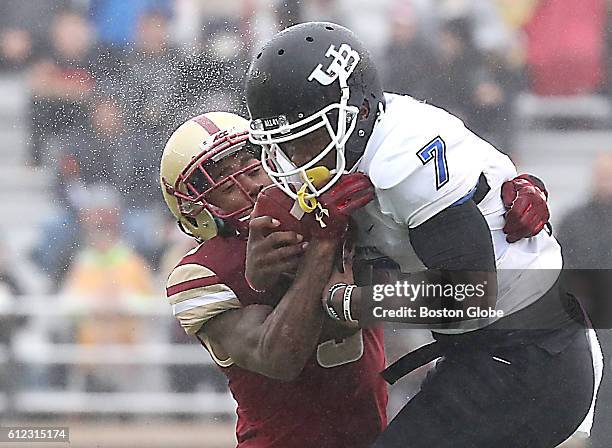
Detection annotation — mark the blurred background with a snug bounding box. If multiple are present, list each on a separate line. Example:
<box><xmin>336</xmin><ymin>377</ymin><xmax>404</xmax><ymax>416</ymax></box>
<box><xmin>0</xmin><ymin>0</ymin><xmax>610</xmax><ymax>446</ymax></box>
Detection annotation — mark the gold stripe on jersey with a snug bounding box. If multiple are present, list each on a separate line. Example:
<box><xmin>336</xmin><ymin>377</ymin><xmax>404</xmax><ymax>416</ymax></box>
<box><xmin>167</xmin><ymin>263</ymin><xmax>215</xmax><ymax>288</ymax></box>
<box><xmin>168</xmin><ymin>283</ymin><xmax>234</xmax><ymax>305</ymax></box>
<box><xmin>176</xmin><ymin>297</ymin><xmax>241</xmax><ymax>335</ymax></box>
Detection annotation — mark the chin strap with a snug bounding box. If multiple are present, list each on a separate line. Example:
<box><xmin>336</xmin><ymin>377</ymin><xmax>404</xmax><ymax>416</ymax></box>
<box><xmin>297</xmin><ymin>183</ymin><xmax>331</xmax><ymax>228</ymax></box>
<box><xmin>216</xmin><ymin>216</ymin><xmax>247</xmax><ymax>239</ymax></box>
<box><xmin>297</xmin><ymin>166</ymin><xmax>333</xmax><ymax>213</ymax></box>
<box><xmin>297</xmin><ymin>184</ymin><xmax>319</xmax><ymax>213</ymax></box>
<box><xmin>346</xmin><ymin>99</ymin><xmax>385</xmax><ymax>170</ymax></box>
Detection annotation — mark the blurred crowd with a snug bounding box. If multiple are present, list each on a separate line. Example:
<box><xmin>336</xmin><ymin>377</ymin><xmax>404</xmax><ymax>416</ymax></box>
<box><xmin>0</xmin><ymin>0</ymin><xmax>609</xmax><ymax>424</ymax></box>
<box><xmin>0</xmin><ymin>0</ymin><xmax>608</xmax><ymax>289</ymax></box>
<box><xmin>9</xmin><ymin>2</ymin><xmax>250</xmax><ymax>291</ymax></box>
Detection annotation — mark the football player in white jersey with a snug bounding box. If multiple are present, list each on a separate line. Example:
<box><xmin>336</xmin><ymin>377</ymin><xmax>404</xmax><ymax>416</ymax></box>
<box><xmin>244</xmin><ymin>22</ymin><xmax>602</xmax><ymax>448</ymax></box>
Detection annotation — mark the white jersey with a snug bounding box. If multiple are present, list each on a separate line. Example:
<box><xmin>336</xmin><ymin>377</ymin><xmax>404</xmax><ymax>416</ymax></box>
<box><xmin>354</xmin><ymin>93</ymin><xmax>562</xmax><ymax>328</ymax></box>
<box><xmin>353</xmin><ymin>94</ymin><xmax>602</xmax><ymax>437</ymax></box>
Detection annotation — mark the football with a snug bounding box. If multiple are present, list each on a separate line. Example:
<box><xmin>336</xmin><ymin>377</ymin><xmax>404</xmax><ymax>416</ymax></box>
<box><xmin>251</xmin><ymin>185</ymin><xmax>312</xmax><ymax>240</ymax></box>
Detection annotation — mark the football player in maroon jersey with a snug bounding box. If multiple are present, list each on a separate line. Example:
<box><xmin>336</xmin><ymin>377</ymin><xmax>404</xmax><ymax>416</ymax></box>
<box><xmin>161</xmin><ymin>112</ymin><xmax>387</xmax><ymax>448</ymax></box>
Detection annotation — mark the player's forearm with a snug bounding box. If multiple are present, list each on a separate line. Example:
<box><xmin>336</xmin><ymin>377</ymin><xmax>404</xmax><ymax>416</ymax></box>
<box><xmin>255</xmin><ymin>239</ymin><xmax>338</xmax><ymax>380</ymax></box>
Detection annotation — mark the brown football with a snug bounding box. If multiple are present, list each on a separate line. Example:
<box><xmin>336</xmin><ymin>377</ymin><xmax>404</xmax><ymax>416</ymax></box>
<box><xmin>251</xmin><ymin>185</ymin><xmax>312</xmax><ymax>240</ymax></box>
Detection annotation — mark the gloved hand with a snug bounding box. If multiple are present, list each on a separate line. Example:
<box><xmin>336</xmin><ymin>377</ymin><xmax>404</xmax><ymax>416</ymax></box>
<box><xmin>307</xmin><ymin>173</ymin><xmax>375</xmax><ymax>239</ymax></box>
<box><xmin>245</xmin><ymin>186</ymin><xmax>308</xmax><ymax>291</ymax></box>
<box><xmin>501</xmin><ymin>174</ymin><xmax>550</xmax><ymax>243</ymax></box>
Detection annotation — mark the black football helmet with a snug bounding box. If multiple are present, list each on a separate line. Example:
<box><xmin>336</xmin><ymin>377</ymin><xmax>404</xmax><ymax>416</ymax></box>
<box><xmin>246</xmin><ymin>21</ymin><xmax>384</xmax><ymax>200</ymax></box>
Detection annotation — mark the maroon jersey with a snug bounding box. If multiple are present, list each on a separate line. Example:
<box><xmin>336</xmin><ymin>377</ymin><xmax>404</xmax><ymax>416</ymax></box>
<box><xmin>166</xmin><ymin>235</ymin><xmax>387</xmax><ymax>447</ymax></box>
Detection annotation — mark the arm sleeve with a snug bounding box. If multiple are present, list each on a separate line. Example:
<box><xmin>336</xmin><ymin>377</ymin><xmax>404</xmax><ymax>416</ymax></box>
<box><xmin>409</xmin><ymin>199</ymin><xmax>496</xmax><ymax>272</ymax></box>
<box><xmin>166</xmin><ymin>262</ymin><xmax>241</xmax><ymax>335</ymax></box>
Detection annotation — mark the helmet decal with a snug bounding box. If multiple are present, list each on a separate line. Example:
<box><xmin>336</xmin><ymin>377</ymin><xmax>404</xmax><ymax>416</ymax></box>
<box><xmin>308</xmin><ymin>43</ymin><xmax>360</xmax><ymax>86</ymax></box>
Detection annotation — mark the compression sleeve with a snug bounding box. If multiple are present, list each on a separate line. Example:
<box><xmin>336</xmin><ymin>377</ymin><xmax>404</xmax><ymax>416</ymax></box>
<box><xmin>409</xmin><ymin>199</ymin><xmax>496</xmax><ymax>272</ymax></box>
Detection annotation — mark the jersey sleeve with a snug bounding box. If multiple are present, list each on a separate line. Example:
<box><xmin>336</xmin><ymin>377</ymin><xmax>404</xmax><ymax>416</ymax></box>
<box><xmin>166</xmin><ymin>262</ymin><xmax>241</xmax><ymax>335</ymax></box>
<box><xmin>368</xmin><ymin>103</ymin><xmax>490</xmax><ymax>228</ymax></box>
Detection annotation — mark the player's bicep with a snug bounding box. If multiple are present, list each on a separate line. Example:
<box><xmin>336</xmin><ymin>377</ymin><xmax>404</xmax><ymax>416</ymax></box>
<box><xmin>409</xmin><ymin>199</ymin><xmax>496</xmax><ymax>272</ymax></box>
<box><xmin>410</xmin><ymin>200</ymin><xmax>497</xmax><ymax>306</ymax></box>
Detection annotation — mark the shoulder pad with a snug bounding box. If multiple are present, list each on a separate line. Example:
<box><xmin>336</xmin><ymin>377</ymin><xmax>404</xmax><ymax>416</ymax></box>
<box><xmin>166</xmin><ymin>240</ymin><xmax>240</xmax><ymax>335</ymax></box>
<box><xmin>367</xmin><ymin>99</ymin><xmax>468</xmax><ymax>190</ymax></box>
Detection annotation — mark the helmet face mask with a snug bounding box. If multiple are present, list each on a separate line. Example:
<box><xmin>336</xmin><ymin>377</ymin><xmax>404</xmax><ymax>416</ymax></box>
<box><xmin>246</xmin><ymin>22</ymin><xmax>385</xmax><ymax>201</ymax></box>
<box><xmin>251</xmin><ymin>101</ymin><xmax>360</xmax><ymax>200</ymax></box>
<box><xmin>170</xmin><ymin>131</ymin><xmax>261</xmax><ymax>221</ymax></box>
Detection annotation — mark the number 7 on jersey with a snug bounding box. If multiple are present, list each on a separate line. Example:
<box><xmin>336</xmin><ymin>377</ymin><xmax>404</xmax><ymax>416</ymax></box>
<box><xmin>417</xmin><ymin>136</ymin><xmax>449</xmax><ymax>190</ymax></box>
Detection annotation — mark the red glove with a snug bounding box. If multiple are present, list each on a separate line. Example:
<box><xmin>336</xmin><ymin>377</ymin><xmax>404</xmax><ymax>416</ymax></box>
<box><xmin>501</xmin><ymin>174</ymin><xmax>550</xmax><ymax>243</ymax></box>
<box><xmin>306</xmin><ymin>173</ymin><xmax>375</xmax><ymax>239</ymax></box>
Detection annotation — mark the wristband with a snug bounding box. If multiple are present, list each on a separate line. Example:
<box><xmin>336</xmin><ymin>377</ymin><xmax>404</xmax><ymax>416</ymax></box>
<box><xmin>325</xmin><ymin>283</ymin><xmax>347</xmax><ymax>321</ymax></box>
<box><xmin>342</xmin><ymin>284</ymin><xmax>357</xmax><ymax>322</ymax></box>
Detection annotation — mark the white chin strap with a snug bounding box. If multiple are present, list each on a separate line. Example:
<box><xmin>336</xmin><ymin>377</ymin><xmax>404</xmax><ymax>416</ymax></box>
<box><xmin>250</xmin><ymin>71</ymin><xmax>359</xmax><ymax>201</ymax></box>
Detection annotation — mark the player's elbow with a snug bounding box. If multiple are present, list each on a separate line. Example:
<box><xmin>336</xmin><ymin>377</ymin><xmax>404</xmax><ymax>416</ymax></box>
<box><xmin>239</xmin><ymin>353</ymin><xmax>305</xmax><ymax>381</ymax></box>
<box><xmin>267</xmin><ymin>361</ymin><xmax>304</xmax><ymax>382</ymax></box>
<box><xmin>259</xmin><ymin>347</ymin><xmax>307</xmax><ymax>381</ymax></box>
<box><xmin>235</xmin><ymin>339</ymin><xmax>307</xmax><ymax>381</ymax></box>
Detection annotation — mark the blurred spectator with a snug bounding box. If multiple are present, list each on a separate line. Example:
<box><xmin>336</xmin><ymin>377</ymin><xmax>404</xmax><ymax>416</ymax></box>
<box><xmin>558</xmin><ymin>152</ymin><xmax>612</xmax><ymax>270</ymax></box>
<box><xmin>62</xmin><ymin>185</ymin><xmax>156</xmax><ymax>392</ymax></box>
<box><xmin>28</xmin><ymin>9</ymin><xmax>96</xmax><ymax>166</ymax></box>
<box><xmin>32</xmin><ymin>96</ymin><xmax>128</xmax><ymax>285</ymax></box>
<box><xmin>438</xmin><ymin>0</ymin><xmax>515</xmax><ymax>54</ymax></box>
<box><xmin>0</xmin><ymin>0</ymin><xmax>70</xmax><ymax>71</ymax></box>
<box><xmin>178</xmin><ymin>18</ymin><xmax>249</xmax><ymax>121</ymax></box>
<box><xmin>382</xmin><ymin>2</ymin><xmax>435</xmax><ymax>101</ymax></box>
<box><xmin>122</xmin><ymin>8</ymin><xmax>181</xmax><ymax>138</ymax></box>
<box><xmin>58</xmin><ymin>94</ymin><xmax>164</xmax><ymax>217</ymax></box>
<box><xmin>89</xmin><ymin>0</ymin><xmax>173</xmax><ymax>48</ymax></box>
<box><xmin>32</xmin><ymin>94</ymin><xmax>165</xmax><ymax>285</ymax></box>
<box><xmin>62</xmin><ymin>185</ymin><xmax>154</xmax><ymax>297</ymax></box>
<box><xmin>469</xmin><ymin>49</ymin><xmax>518</xmax><ymax>152</ymax></box>
<box><xmin>428</xmin><ymin>17</ymin><xmax>513</xmax><ymax>152</ymax></box>
<box><xmin>525</xmin><ymin>0</ymin><xmax>607</xmax><ymax>95</ymax></box>
<box><xmin>429</xmin><ymin>18</ymin><xmax>482</xmax><ymax>119</ymax></box>
<box><xmin>116</xmin><ymin>9</ymin><xmax>181</xmax><ymax>265</ymax></box>
<box><xmin>0</xmin><ymin>29</ymin><xmax>34</xmax><ymax>71</ymax></box>
<box><xmin>57</xmin><ymin>96</ymin><xmax>130</xmax><ymax>197</ymax></box>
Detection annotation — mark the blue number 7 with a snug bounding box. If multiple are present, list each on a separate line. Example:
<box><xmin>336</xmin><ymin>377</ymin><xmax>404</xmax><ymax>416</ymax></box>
<box><xmin>416</xmin><ymin>136</ymin><xmax>449</xmax><ymax>190</ymax></box>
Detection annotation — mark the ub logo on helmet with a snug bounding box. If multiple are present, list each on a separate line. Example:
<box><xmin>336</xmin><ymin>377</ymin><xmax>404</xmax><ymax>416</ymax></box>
<box><xmin>308</xmin><ymin>43</ymin><xmax>360</xmax><ymax>86</ymax></box>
